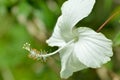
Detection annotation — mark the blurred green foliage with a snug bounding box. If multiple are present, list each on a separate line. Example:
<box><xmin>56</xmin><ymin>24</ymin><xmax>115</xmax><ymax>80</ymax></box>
<box><xmin>0</xmin><ymin>0</ymin><xmax>120</xmax><ymax>80</ymax></box>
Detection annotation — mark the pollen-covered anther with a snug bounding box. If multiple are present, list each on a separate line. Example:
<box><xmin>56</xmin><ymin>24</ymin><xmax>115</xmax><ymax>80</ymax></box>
<box><xmin>23</xmin><ymin>43</ymin><xmax>48</xmax><ymax>62</ymax></box>
<box><xmin>28</xmin><ymin>49</ymin><xmax>39</xmax><ymax>59</ymax></box>
<box><xmin>29</xmin><ymin>49</ymin><xmax>47</xmax><ymax>62</ymax></box>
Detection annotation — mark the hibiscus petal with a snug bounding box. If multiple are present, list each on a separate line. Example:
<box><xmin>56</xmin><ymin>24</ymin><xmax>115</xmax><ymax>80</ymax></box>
<box><xmin>59</xmin><ymin>43</ymin><xmax>87</xmax><ymax>79</ymax></box>
<box><xmin>46</xmin><ymin>16</ymin><xmax>66</xmax><ymax>47</ymax></box>
<box><xmin>60</xmin><ymin>0</ymin><xmax>95</xmax><ymax>41</ymax></box>
<box><xmin>74</xmin><ymin>27</ymin><xmax>113</xmax><ymax>68</ymax></box>
<box><xmin>61</xmin><ymin>0</ymin><xmax>95</xmax><ymax>29</ymax></box>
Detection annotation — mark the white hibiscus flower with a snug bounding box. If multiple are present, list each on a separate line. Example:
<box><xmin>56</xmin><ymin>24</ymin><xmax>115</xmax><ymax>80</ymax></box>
<box><xmin>23</xmin><ymin>0</ymin><xmax>113</xmax><ymax>79</ymax></box>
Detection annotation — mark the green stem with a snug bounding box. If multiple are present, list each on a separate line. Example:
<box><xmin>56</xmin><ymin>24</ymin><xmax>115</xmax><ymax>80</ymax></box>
<box><xmin>97</xmin><ymin>10</ymin><xmax>120</xmax><ymax>32</ymax></box>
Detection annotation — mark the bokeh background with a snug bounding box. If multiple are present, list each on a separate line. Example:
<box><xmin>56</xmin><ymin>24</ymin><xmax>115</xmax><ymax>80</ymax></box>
<box><xmin>0</xmin><ymin>0</ymin><xmax>120</xmax><ymax>80</ymax></box>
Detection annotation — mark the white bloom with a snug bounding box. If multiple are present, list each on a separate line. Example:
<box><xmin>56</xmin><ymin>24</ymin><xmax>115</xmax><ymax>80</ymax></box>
<box><xmin>46</xmin><ymin>0</ymin><xmax>113</xmax><ymax>79</ymax></box>
<box><xmin>23</xmin><ymin>0</ymin><xmax>113</xmax><ymax>79</ymax></box>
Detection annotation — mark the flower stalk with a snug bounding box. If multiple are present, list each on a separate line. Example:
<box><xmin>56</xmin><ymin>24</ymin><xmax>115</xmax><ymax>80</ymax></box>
<box><xmin>97</xmin><ymin>10</ymin><xmax>120</xmax><ymax>32</ymax></box>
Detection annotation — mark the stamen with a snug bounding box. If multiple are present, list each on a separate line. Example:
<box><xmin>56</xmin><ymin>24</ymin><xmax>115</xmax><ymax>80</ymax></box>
<box><xmin>23</xmin><ymin>43</ymin><xmax>47</xmax><ymax>62</ymax></box>
<box><xmin>23</xmin><ymin>39</ymin><xmax>75</xmax><ymax>62</ymax></box>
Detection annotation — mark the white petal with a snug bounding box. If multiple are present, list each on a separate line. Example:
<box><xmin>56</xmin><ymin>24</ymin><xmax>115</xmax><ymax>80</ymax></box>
<box><xmin>74</xmin><ymin>27</ymin><xmax>113</xmax><ymax>68</ymax></box>
<box><xmin>61</xmin><ymin>0</ymin><xmax>95</xmax><ymax>28</ymax></box>
<box><xmin>59</xmin><ymin>0</ymin><xmax>95</xmax><ymax>41</ymax></box>
<box><xmin>59</xmin><ymin>43</ymin><xmax>87</xmax><ymax>79</ymax></box>
<box><xmin>46</xmin><ymin>16</ymin><xmax>66</xmax><ymax>47</ymax></box>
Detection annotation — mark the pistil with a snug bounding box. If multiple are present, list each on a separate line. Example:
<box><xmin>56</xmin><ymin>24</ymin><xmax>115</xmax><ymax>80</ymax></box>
<box><xmin>23</xmin><ymin>39</ymin><xmax>75</xmax><ymax>61</ymax></box>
